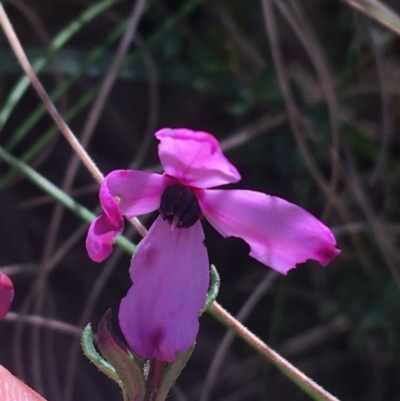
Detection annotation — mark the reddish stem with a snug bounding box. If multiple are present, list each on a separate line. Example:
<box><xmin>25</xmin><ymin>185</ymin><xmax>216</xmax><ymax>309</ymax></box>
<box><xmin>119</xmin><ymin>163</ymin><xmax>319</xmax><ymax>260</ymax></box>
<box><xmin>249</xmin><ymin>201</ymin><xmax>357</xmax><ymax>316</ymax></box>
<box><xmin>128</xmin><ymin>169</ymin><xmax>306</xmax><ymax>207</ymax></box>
<box><xmin>144</xmin><ymin>360</ymin><xmax>165</xmax><ymax>401</ymax></box>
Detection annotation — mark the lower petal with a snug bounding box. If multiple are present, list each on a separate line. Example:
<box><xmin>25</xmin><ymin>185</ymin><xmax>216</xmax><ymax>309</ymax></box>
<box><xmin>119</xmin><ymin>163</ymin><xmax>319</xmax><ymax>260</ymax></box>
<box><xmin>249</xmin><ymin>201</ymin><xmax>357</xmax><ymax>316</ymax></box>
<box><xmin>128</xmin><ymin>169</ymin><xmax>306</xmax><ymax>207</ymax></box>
<box><xmin>199</xmin><ymin>189</ymin><xmax>340</xmax><ymax>275</ymax></box>
<box><xmin>119</xmin><ymin>216</ymin><xmax>209</xmax><ymax>362</ymax></box>
<box><xmin>86</xmin><ymin>214</ymin><xmax>123</xmax><ymax>262</ymax></box>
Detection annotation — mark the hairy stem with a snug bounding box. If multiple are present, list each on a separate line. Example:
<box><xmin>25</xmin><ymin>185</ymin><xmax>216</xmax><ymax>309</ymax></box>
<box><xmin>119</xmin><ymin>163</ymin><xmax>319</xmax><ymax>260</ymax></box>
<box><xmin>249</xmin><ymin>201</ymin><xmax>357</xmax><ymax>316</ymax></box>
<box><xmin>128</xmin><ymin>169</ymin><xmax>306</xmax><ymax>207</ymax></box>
<box><xmin>145</xmin><ymin>360</ymin><xmax>165</xmax><ymax>401</ymax></box>
<box><xmin>208</xmin><ymin>302</ymin><xmax>339</xmax><ymax>401</ymax></box>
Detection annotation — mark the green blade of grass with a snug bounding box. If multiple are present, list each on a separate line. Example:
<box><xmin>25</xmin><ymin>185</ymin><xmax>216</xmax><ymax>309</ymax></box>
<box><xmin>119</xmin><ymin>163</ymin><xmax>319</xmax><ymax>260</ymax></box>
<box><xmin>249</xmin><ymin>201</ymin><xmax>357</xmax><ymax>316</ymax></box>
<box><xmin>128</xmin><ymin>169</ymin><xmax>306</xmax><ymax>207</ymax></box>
<box><xmin>1</xmin><ymin>0</ymin><xmax>203</xmax><ymax>187</ymax></box>
<box><xmin>0</xmin><ymin>145</ymin><xmax>135</xmax><ymax>254</ymax></box>
<box><xmin>0</xmin><ymin>0</ymin><xmax>123</xmax><ymax>138</ymax></box>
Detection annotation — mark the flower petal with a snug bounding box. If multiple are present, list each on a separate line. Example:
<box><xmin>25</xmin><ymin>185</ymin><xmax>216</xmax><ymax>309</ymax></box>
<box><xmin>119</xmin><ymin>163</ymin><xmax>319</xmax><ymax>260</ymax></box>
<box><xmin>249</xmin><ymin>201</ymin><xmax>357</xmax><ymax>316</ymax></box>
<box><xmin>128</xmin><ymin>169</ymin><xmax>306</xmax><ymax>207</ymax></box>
<box><xmin>155</xmin><ymin>128</ymin><xmax>241</xmax><ymax>188</ymax></box>
<box><xmin>86</xmin><ymin>170</ymin><xmax>170</xmax><ymax>262</ymax></box>
<box><xmin>86</xmin><ymin>214</ymin><xmax>123</xmax><ymax>262</ymax></box>
<box><xmin>0</xmin><ymin>365</ymin><xmax>46</xmax><ymax>401</ymax></box>
<box><xmin>0</xmin><ymin>272</ymin><xmax>14</xmax><ymax>320</ymax></box>
<box><xmin>103</xmin><ymin>169</ymin><xmax>170</xmax><ymax>218</ymax></box>
<box><xmin>199</xmin><ymin>189</ymin><xmax>340</xmax><ymax>274</ymax></box>
<box><xmin>119</xmin><ymin>216</ymin><xmax>209</xmax><ymax>362</ymax></box>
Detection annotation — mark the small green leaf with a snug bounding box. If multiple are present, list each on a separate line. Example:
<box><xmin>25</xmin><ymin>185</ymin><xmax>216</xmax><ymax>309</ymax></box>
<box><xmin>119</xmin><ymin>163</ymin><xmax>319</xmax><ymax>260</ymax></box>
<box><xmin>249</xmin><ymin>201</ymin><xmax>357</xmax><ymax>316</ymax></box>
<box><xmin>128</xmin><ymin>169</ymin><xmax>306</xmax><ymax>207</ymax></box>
<box><xmin>81</xmin><ymin>324</ymin><xmax>120</xmax><ymax>383</ymax></box>
<box><xmin>155</xmin><ymin>344</ymin><xmax>195</xmax><ymax>401</ymax></box>
<box><xmin>97</xmin><ymin>310</ymin><xmax>146</xmax><ymax>401</ymax></box>
<box><xmin>201</xmin><ymin>265</ymin><xmax>220</xmax><ymax>314</ymax></box>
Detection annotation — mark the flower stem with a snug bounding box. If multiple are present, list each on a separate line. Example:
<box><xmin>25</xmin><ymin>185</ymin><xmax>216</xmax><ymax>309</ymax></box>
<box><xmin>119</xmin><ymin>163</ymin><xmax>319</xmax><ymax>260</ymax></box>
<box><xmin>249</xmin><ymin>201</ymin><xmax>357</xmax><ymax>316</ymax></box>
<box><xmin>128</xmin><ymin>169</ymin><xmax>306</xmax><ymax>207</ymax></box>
<box><xmin>145</xmin><ymin>360</ymin><xmax>165</xmax><ymax>401</ymax></box>
<box><xmin>208</xmin><ymin>302</ymin><xmax>339</xmax><ymax>401</ymax></box>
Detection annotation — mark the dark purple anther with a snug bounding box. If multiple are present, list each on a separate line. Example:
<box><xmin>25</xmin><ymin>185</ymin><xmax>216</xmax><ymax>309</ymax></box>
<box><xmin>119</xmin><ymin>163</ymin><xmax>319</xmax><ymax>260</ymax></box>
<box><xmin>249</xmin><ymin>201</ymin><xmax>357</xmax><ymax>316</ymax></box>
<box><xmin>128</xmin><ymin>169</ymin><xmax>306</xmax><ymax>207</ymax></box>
<box><xmin>160</xmin><ymin>184</ymin><xmax>201</xmax><ymax>228</ymax></box>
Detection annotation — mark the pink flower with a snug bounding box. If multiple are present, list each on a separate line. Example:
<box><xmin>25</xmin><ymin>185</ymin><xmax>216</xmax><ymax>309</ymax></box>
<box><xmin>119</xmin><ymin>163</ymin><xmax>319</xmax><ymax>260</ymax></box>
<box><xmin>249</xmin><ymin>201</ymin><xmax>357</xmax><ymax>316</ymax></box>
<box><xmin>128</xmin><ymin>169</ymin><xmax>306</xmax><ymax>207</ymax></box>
<box><xmin>0</xmin><ymin>271</ymin><xmax>14</xmax><ymax>320</ymax></box>
<box><xmin>86</xmin><ymin>128</ymin><xmax>340</xmax><ymax>362</ymax></box>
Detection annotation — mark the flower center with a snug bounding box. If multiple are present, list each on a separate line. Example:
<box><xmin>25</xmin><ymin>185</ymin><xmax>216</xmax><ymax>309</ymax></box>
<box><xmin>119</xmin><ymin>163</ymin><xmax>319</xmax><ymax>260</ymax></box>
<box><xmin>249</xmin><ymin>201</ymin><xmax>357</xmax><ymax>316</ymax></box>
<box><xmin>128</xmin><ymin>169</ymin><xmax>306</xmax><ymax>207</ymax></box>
<box><xmin>160</xmin><ymin>184</ymin><xmax>201</xmax><ymax>229</ymax></box>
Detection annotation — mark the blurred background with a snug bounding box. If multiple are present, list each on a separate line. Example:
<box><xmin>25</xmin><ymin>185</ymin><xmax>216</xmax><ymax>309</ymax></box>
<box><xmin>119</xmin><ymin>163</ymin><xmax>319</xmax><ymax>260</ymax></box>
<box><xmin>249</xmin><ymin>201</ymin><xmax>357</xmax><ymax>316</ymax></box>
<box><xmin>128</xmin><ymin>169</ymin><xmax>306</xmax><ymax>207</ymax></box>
<box><xmin>0</xmin><ymin>0</ymin><xmax>400</xmax><ymax>400</ymax></box>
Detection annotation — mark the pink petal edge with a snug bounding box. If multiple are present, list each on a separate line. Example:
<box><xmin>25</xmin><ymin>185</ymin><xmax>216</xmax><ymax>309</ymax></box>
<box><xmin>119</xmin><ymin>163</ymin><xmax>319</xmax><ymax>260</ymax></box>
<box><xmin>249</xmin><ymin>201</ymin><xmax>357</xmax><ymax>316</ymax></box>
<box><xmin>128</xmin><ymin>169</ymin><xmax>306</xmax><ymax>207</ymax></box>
<box><xmin>0</xmin><ymin>365</ymin><xmax>47</xmax><ymax>401</ymax></box>
<box><xmin>0</xmin><ymin>272</ymin><xmax>14</xmax><ymax>320</ymax></box>
<box><xmin>86</xmin><ymin>170</ymin><xmax>169</xmax><ymax>263</ymax></box>
<box><xmin>119</xmin><ymin>216</ymin><xmax>209</xmax><ymax>362</ymax></box>
<box><xmin>155</xmin><ymin>128</ymin><xmax>241</xmax><ymax>189</ymax></box>
<box><xmin>199</xmin><ymin>189</ymin><xmax>340</xmax><ymax>275</ymax></box>
<box><xmin>86</xmin><ymin>214</ymin><xmax>123</xmax><ymax>262</ymax></box>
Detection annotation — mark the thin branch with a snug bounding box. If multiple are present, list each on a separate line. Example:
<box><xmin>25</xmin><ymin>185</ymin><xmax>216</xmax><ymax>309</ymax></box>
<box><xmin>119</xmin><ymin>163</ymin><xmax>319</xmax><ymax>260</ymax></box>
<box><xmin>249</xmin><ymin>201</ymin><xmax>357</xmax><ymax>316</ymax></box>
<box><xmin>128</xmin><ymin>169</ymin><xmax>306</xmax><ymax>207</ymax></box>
<box><xmin>39</xmin><ymin>3</ymin><xmax>148</xmax><ymax>393</ymax></box>
<box><xmin>0</xmin><ymin>1</ymin><xmax>147</xmax><ymax>236</ymax></box>
<box><xmin>5</xmin><ymin>312</ymin><xmax>83</xmax><ymax>337</ymax></box>
<box><xmin>282</xmin><ymin>0</ymin><xmax>341</xmax><ymax>220</ymax></box>
<box><xmin>200</xmin><ymin>272</ymin><xmax>279</xmax><ymax>401</ymax></box>
<box><xmin>366</xmin><ymin>19</ymin><xmax>393</xmax><ymax>186</ymax></box>
<box><xmin>209</xmin><ymin>302</ymin><xmax>340</xmax><ymax>401</ymax></box>
<box><xmin>260</xmin><ymin>0</ymin><xmax>346</xmax><ymax>220</ymax></box>
<box><xmin>340</xmin><ymin>0</ymin><xmax>400</xmax><ymax>36</ymax></box>
<box><xmin>0</xmin><ymin>3</ymin><xmax>102</xmax><ymax>183</ymax></box>
<box><xmin>344</xmin><ymin>145</ymin><xmax>400</xmax><ymax>289</ymax></box>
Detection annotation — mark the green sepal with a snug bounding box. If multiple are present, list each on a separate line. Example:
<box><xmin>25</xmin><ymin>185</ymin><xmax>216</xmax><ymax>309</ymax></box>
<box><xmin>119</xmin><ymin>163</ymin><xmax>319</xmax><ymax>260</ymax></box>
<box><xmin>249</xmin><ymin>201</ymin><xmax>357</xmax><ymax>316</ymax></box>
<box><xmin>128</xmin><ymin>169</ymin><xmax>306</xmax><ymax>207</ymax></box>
<box><xmin>81</xmin><ymin>323</ymin><xmax>120</xmax><ymax>383</ymax></box>
<box><xmin>97</xmin><ymin>309</ymin><xmax>146</xmax><ymax>401</ymax></box>
<box><xmin>201</xmin><ymin>264</ymin><xmax>220</xmax><ymax>314</ymax></box>
<box><xmin>155</xmin><ymin>344</ymin><xmax>196</xmax><ymax>401</ymax></box>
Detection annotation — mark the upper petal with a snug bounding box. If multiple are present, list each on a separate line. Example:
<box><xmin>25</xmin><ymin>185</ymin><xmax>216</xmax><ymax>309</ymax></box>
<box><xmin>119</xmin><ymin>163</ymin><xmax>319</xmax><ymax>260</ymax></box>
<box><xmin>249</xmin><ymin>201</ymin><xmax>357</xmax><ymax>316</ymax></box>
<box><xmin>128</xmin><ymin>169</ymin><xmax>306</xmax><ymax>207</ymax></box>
<box><xmin>155</xmin><ymin>128</ymin><xmax>241</xmax><ymax>188</ymax></box>
<box><xmin>103</xmin><ymin>169</ymin><xmax>170</xmax><ymax>218</ymax></box>
<box><xmin>0</xmin><ymin>272</ymin><xmax>14</xmax><ymax>320</ymax></box>
<box><xmin>199</xmin><ymin>189</ymin><xmax>340</xmax><ymax>275</ymax></box>
<box><xmin>119</xmin><ymin>216</ymin><xmax>209</xmax><ymax>362</ymax></box>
